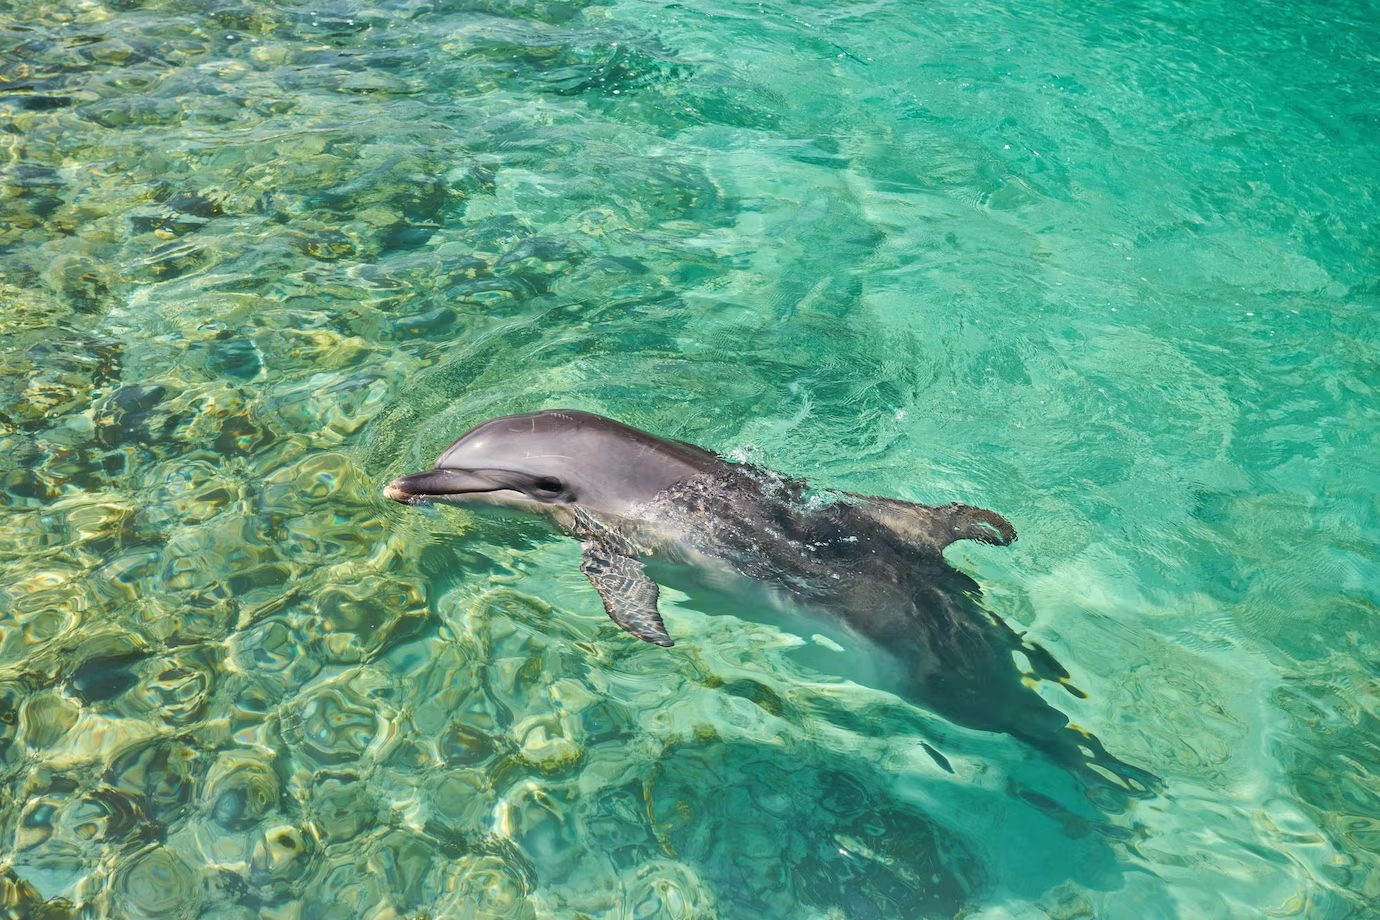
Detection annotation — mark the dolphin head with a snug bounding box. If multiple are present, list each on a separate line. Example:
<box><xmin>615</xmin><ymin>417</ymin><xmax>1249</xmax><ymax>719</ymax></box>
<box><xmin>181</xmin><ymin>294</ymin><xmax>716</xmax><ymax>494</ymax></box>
<box><xmin>384</xmin><ymin>409</ymin><xmax>720</xmax><ymax>515</ymax></box>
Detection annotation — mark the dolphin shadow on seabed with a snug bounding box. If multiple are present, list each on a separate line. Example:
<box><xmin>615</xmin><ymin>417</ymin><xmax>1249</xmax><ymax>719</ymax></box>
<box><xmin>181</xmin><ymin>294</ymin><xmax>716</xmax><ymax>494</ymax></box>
<box><xmin>385</xmin><ymin>410</ymin><xmax>1161</xmax><ymax>807</ymax></box>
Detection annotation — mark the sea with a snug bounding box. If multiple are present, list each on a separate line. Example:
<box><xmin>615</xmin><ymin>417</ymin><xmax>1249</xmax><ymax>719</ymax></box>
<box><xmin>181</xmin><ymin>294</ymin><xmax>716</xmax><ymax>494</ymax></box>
<box><xmin>1</xmin><ymin>0</ymin><xmax>1377</xmax><ymax>916</ymax></box>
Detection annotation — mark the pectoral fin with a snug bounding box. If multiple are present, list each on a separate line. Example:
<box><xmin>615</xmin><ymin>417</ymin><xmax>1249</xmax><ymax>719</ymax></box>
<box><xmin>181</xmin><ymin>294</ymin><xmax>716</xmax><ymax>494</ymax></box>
<box><xmin>580</xmin><ymin>542</ymin><xmax>674</xmax><ymax>647</ymax></box>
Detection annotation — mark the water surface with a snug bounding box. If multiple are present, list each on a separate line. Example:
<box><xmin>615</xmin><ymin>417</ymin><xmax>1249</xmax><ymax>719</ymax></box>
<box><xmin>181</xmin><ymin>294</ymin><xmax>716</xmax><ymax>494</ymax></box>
<box><xmin>1</xmin><ymin>0</ymin><xmax>1378</xmax><ymax>916</ymax></box>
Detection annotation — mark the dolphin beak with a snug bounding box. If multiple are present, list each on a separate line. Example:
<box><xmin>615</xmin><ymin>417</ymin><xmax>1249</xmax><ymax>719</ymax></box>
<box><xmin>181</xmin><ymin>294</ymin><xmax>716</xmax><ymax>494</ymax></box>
<box><xmin>384</xmin><ymin>468</ymin><xmax>501</xmax><ymax>503</ymax></box>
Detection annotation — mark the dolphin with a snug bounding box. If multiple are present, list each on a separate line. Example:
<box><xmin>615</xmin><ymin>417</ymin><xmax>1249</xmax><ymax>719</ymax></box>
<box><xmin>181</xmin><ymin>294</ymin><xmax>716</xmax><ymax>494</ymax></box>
<box><xmin>385</xmin><ymin>409</ymin><xmax>1156</xmax><ymax>795</ymax></box>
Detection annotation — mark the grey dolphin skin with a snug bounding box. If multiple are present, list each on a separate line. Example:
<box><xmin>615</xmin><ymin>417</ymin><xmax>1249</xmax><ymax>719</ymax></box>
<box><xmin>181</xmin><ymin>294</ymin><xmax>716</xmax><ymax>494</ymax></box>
<box><xmin>386</xmin><ymin>409</ymin><xmax>1156</xmax><ymax>796</ymax></box>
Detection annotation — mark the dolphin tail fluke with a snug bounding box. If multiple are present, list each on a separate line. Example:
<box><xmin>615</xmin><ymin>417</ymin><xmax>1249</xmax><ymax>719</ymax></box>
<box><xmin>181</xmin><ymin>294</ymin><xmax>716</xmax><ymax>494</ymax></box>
<box><xmin>580</xmin><ymin>541</ymin><xmax>675</xmax><ymax>647</ymax></box>
<box><xmin>1016</xmin><ymin>719</ymin><xmax>1164</xmax><ymax>803</ymax></box>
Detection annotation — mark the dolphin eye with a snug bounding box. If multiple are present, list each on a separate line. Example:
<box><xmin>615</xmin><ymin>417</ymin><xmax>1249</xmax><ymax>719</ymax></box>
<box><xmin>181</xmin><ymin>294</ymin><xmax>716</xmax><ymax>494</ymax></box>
<box><xmin>532</xmin><ymin>477</ymin><xmax>563</xmax><ymax>495</ymax></box>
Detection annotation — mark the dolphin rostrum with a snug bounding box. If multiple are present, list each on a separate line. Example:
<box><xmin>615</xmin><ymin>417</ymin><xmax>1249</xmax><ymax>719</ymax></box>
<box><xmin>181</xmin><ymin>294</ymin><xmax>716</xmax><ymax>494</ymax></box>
<box><xmin>385</xmin><ymin>409</ymin><xmax>1156</xmax><ymax>795</ymax></box>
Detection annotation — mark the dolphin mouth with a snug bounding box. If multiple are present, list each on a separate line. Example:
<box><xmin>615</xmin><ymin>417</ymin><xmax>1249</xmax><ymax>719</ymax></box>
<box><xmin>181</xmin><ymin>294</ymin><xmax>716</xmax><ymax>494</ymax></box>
<box><xmin>384</xmin><ymin>468</ymin><xmax>503</xmax><ymax>503</ymax></box>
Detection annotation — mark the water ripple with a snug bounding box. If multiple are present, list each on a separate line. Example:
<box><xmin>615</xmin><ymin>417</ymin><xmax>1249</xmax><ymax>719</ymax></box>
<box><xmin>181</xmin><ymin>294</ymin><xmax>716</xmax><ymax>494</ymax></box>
<box><xmin>1</xmin><ymin>0</ymin><xmax>1378</xmax><ymax>914</ymax></box>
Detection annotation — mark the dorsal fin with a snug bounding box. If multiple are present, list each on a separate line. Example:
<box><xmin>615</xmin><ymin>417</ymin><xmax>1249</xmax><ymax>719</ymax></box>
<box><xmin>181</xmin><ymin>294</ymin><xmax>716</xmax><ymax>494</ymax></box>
<box><xmin>842</xmin><ymin>495</ymin><xmax>1016</xmax><ymax>554</ymax></box>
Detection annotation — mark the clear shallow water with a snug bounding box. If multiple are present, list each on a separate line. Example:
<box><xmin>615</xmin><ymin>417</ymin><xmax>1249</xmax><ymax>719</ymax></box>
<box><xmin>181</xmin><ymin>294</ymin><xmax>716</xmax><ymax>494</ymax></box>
<box><xmin>1</xmin><ymin>0</ymin><xmax>1377</xmax><ymax>915</ymax></box>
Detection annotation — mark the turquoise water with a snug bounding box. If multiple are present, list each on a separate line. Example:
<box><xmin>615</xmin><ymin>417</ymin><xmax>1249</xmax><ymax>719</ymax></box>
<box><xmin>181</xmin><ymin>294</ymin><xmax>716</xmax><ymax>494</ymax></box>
<box><xmin>2</xmin><ymin>0</ymin><xmax>1378</xmax><ymax>915</ymax></box>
